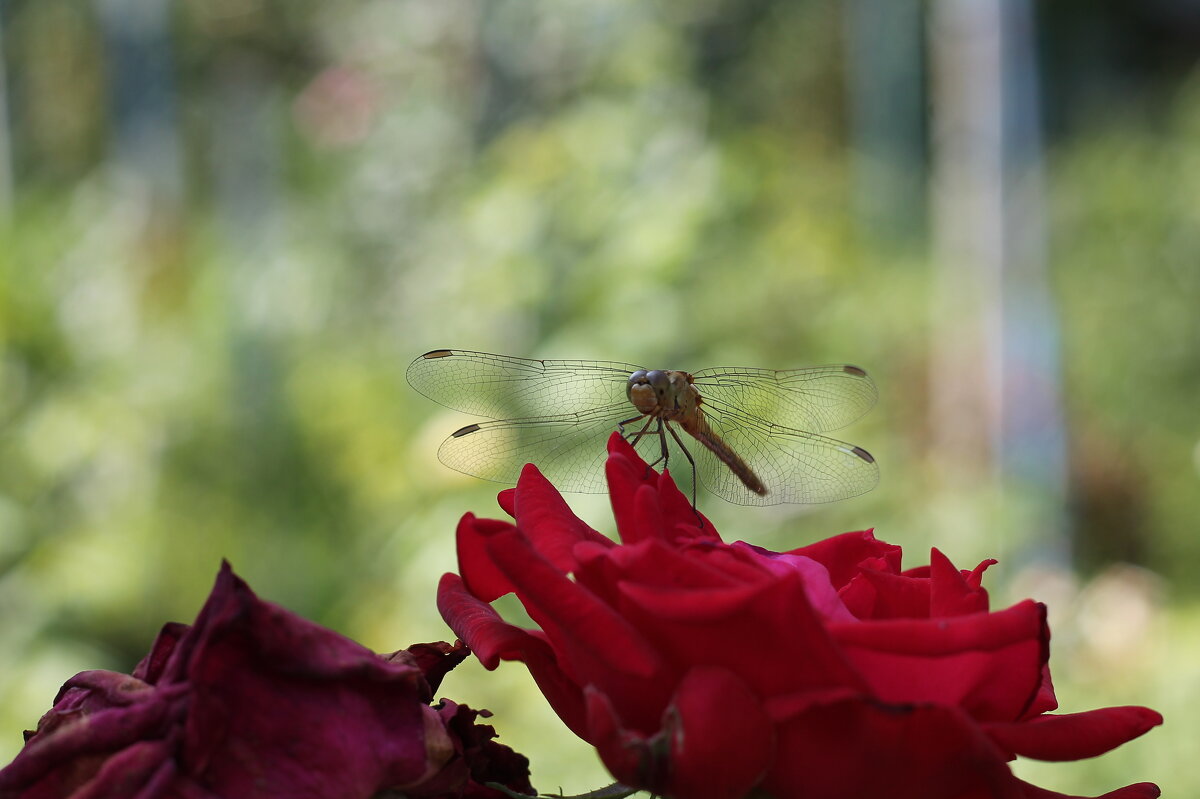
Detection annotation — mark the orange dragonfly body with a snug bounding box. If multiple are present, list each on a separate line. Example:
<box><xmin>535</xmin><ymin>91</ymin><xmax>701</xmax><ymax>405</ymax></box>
<box><xmin>408</xmin><ymin>349</ymin><xmax>878</xmax><ymax>506</ymax></box>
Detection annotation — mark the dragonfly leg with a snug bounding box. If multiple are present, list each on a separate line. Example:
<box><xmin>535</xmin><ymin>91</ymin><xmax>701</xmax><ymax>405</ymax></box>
<box><xmin>618</xmin><ymin>414</ymin><xmax>646</xmax><ymax>440</ymax></box>
<box><xmin>627</xmin><ymin>418</ymin><xmax>673</xmax><ymax>484</ymax></box>
<box><xmin>624</xmin><ymin>415</ymin><xmax>655</xmax><ymax>447</ymax></box>
<box><xmin>624</xmin><ymin>416</ymin><xmax>665</xmax><ymax>480</ymax></box>
<box><xmin>639</xmin><ymin>418</ymin><xmax>671</xmax><ymax>470</ymax></box>
<box><xmin>664</xmin><ymin>421</ymin><xmax>702</xmax><ymax>524</ymax></box>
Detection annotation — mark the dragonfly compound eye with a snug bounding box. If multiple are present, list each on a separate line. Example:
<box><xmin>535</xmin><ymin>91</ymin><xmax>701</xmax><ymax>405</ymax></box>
<box><xmin>646</xmin><ymin>370</ymin><xmax>669</xmax><ymax>394</ymax></box>
<box><xmin>626</xmin><ymin>370</ymin><xmax>649</xmax><ymax>401</ymax></box>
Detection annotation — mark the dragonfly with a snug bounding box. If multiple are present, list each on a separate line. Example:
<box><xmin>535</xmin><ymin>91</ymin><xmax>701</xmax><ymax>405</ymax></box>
<box><xmin>407</xmin><ymin>349</ymin><xmax>879</xmax><ymax>507</ymax></box>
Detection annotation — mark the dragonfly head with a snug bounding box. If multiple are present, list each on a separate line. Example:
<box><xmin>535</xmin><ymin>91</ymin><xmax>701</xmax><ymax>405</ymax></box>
<box><xmin>627</xmin><ymin>369</ymin><xmax>673</xmax><ymax>414</ymax></box>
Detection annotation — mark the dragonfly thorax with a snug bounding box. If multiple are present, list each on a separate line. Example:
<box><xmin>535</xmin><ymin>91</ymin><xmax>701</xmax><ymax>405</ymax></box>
<box><xmin>626</xmin><ymin>369</ymin><xmax>699</xmax><ymax>420</ymax></box>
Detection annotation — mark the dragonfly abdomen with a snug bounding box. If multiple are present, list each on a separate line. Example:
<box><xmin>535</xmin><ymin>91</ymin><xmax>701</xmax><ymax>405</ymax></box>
<box><xmin>684</xmin><ymin>412</ymin><xmax>768</xmax><ymax>497</ymax></box>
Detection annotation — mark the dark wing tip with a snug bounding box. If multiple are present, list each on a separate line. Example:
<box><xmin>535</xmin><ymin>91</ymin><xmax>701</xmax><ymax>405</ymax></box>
<box><xmin>421</xmin><ymin>349</ymin><xmax>455</xmax><ymax>359</ymax></box>
<box><xmin>849</xmin><ymin>446</ymin><xmax>875</xmax><ymax>464</ymax></box>
<box><xmin>842</xmin><ymin>365</ymin><xmax>869</xmax><ymax>378</ymax></box>
<box><xmin>451</xmin><ymin>423</ymin><xmax>482</xmax><ymax>438</ymax></box>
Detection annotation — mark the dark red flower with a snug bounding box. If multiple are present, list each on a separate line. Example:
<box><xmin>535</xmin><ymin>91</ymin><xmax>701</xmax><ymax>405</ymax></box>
<box><xmin>438</xmin><ymin>432</ymin><xmax>1161</xmax><ymax>799</ymax></box>
<box><xmin>0</xmin><ymin>563</ymin><xmax>533</xmax><ymax>799</ymax></box>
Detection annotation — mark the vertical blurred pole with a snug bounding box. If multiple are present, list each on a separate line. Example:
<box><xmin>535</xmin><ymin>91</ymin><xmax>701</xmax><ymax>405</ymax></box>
<box><xmin>997</xmin><ymin>0</ymin><xmax>1069</xmax><ymax>569</ymax></box>
<box><xmin>211</xmin><ymin>57</ymin><xmax>279</xmax><ymax>258</ymax></box>
<box><xmin>0</xmin><ymin>0</ymin><xmax>13</xmax><ymax>219</ymax></box>
<box><xmin>208</xmin><ymin>45</ymin><xmax>287</xmax><ymax>502</ymax></box>
<box><xmin>844</xmin><ymin>0</ymin><xmax>924</xmax><ymax>245</ymax></box>
<box><xmin>929</xmin><ymin>0</ymin><xmax>1004</xmax><ymax>494</ymax></box>
<box><xmin>94</xmin><ymin>0</ymin><xmax>182</xmax><ymax>207</ymax></box>
<box><xmin>929</xmin><ymin>0</ymin><xmax>1068</xmax><ymax>566</ymax></box>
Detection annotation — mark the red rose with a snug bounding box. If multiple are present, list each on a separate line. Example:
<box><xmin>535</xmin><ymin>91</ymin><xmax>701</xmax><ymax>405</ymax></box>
<box><xmin>438</xmin><ymin>433</ymin><xmax>1161</xmax><ymax>799</ymax></box>
<box><xmin>0</xmin><ymin>563</ymin><xmax>533</xmax><ymax>799</ymax></box>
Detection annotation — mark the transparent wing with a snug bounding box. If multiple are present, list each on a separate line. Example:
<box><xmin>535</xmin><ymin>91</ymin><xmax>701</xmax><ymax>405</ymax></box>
<box><xmin>438</xmin><ymin>406</ymin><xmax>651</xmax><ymax>493</ymax></box>
<box><xmin>691</xmin><ymin>365</ymin><xmax>877</xmax><ymax>434</ymax></box>
<box><xmin>407</xmin><ymin>350</ymin><xmax>640</xmax><ymax>420</ymax></box>
<box><xmin>689</xmin><ymin>404</ymin><xmax>879</xmax><ymax>506</ymax></box>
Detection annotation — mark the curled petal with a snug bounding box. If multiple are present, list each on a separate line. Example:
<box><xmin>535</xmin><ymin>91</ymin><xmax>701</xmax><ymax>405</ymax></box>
<box><xmin>831</xmin><ymin>601</ymin><xmax>1048</xmax><ymax>721</ymax></box>
<box><xmin>985</xmin><ymin>706</ymin><xmax>1163</xmax><ymax>761</ymax></box>
<box><xmin>1013</xmin><ymin>776</ymin><xmax>1161</xmax><ymax>799</ymax></box>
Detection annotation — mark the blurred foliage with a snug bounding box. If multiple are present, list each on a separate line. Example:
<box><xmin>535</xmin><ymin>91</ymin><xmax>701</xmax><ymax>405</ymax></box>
<box><xmin>0</xmin><ymin>0</ymin><xmax>1196</xmax><ymax>794</ymax></box>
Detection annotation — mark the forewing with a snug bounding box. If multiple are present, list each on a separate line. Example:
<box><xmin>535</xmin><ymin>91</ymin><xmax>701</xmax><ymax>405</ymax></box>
<box><xmin>407</xmin><ymin>350</ymin><xmax>640</xmax><ymax>420</ymax></box>
<box><xmin>693</xmin><ymin>405</ymin><xmax>879</xmax><ymax>506</ymax></box>
<box><xmin>437</xmin><ymin>406</ymin><xmax>638</xmax><ymax>493</ymax></box>
<box><xmin>691</xmin><ymin>365</ymin><xmax>877</xmax><ymax>433</ymax></box>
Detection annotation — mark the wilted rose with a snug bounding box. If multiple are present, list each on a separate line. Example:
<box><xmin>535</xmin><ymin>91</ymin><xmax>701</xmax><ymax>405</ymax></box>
<box><xmin>439</xmin><ymin>432</ymin><xmax>1161</xmax><ymax>799</ymax></box>
<box><xmin>0</xmin><ymin>563</ymin><xmax>532</xmax><ymax>799</ymax></box>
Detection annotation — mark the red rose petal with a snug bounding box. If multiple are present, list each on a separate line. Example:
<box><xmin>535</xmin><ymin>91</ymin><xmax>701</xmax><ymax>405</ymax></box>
<box><xmin>456</xmin><ymin>514</ymin><xmax>522</xmax><ymax>603</ymax></box>
<box><xmin>1013</xmin><ymin>776</ymin><xmax>1161</xmax><ymax>799</ymax></box>
<box><xmin>605</xmin><ymin>437</ymin><xmax>659</xmax><ymax>544</ymax></box>
<box><xmin>509</xmin><ymin>464</ymin><xmax>612</xmax><ymax>570</ymax></box>
<box><xmin>1024</xmin><ymin>663</ymin><xmax>1060</xmax><ymax>717</ymax></box>
<box><xmin>481</xmin><ymin>527</ymin><xmax>674</xmax><ymax>732</ymax></box>
<box><xmin>603</xmin><ymin>433</ymin><xmax>718</xmax><ymax>543</ymax></box>
<box><xmin>438</xmin><ymin>435</ymin><xmax>1162</xmax><ymax>799</ymax></box>
<box><xmin>838</xmin><ymin>572</ymin><xmax>881</xmax><ymax>618</ymax></box>
<box><xmin>615</xmin><ymin>572</ymin><xmax>866</xmax><ymax>698</ymax></box>
<box><xmin>727</xmin><ymin>544</ymin><xmax>856</xmax><ymax>622</ymax></box>
<box><xmin>580</xmin><ymin>537</ymin><xmax>743</xmax><ymax>593</ymax></box>
<box><xmin>583</xmin><ymin>686</ymin><xmax>659</xmax><ymax>789</ymax></box>
<box><xmin>830</xmin><ymin>601</ymin><xmax>1049</xmax><ymax>721</ymax></box>
<box><xmin>985</xmin><ymin>706</ymin><xmax>1163</xmax><ymax>761</ymax></box>
<box><xmin>587</xmin><ymin>667</ymin><xmax>773</xmax><ymax>799</ymax></box>
<box><xmin>858</xmin><ymin>567</ymin><xmax>932</xmax><ymax>618</ymax></box>
<box><xmin>437</xmin><ymin>574</ymin><xmax>588</xmax><ymax>737</ymax></box>
<box><xmin>654</xmin><ymin>470</ymin><xmax>714</xmax><ymax>537</ymax></box>
<box><xmin>631</xmin><ymin>483</ymin><xmax>666</xmax><ymax>544</ymax></box>
<box><xmin>930</xmin><ymin>549</ymin><xmax>992</xmax><ymax>617</ymax></box>
<box><xmin>788</xmin><ymin>529</ymin><xmax>902</xmax><ymax>588</ymax></box>
<box><xmin>662</xmin><ymin>666</ymin><xmax>774</xmax><ymax>799</ymax></box>
<box><xmin>496</xmin><ymin>488</ymin><xmax>517</xmax><ymax>517</ymax></box>
<box><xmin>765</xmin><ymin>694</ymin><xmax>1017</xmax><ymax>799</ymax></box>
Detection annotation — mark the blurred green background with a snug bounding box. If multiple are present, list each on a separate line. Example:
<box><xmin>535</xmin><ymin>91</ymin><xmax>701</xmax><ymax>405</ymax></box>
<box><xmin>0</xmin><ymin>0</ymin><xmax>1194</xmax><ymax>794</ymax></box>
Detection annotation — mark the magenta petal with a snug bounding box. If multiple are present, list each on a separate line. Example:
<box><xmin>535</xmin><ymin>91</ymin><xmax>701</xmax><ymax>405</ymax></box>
<box><xmin>1</xmin><ymin>562</ymin><xmax>526</xmax><ymax>799</ymax></box>
<box><xmin>180</xmin><ymin>566</ymin><xmax>444</xmax><ymax>795</ymax></box>
<box><xmin>0</xmin><ymin>695</ymin><xmax>173</xmax><ymax>792</ymax></box>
